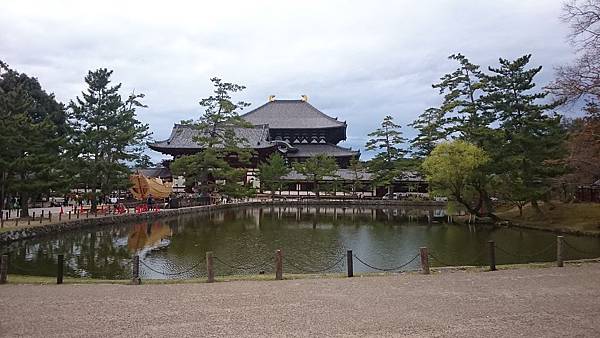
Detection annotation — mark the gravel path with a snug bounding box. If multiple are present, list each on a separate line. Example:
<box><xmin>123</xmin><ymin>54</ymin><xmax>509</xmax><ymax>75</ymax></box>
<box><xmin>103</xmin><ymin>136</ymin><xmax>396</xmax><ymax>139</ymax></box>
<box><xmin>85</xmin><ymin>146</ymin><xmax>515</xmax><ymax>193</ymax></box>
<box><xmin>1</xmin><ymin>264</ymin><xmax>600</xmax><ymax>337</ymax></box>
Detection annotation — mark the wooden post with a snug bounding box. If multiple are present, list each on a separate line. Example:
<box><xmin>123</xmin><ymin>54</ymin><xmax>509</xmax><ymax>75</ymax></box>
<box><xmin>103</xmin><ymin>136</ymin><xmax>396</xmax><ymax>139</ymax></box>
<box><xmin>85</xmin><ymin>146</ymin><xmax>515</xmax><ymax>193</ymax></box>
<box><xmin>59</xmin><ymin>212</ymin><xmax>62</xmax><ymax>221</ymax></box>
<box><xmin>27</xmin><ymin>216</ymin><xmax>30</xmax><ymax>226</ymax></box>
<box><xmin>57</xmin><ymin>254</ymin><xmax>64</xmax><ymax>284</ymax></box>
<box><xmin>41</xmin><ymin>210</ymin><xmax>44</xmax><ymax>219</ymax></box>
<box><xmin>40</xmin><ymin>211</ymin><xmax>43</xmax><ymax>224</ymax></box>
<box><xmin>420</xmin><ymin>247</ymin><xmax>430</xmax><ymax>275</ymax></box>
<box><xmin>48</xmin><ymin>211</ymin><xmax>52</xmax><ymax>222</ymax></box>
<box><xmin>68</xmin><ymin>211</ymin><xmax>71</xmax><ymax>220</ymax></box>
<box><xmin>15</xmin><ymin>217</ymin><xmax>18</xmax><ymax>227</ymax></box>
<box><xmin>1</xmin><ymin>215</ymin><xmax>3</xmax><ymax>228</ymax></box>
<box><xmin>206</xmin><ymin>251</ymin><xmax>214</xmax><ymax>283</ymax></box>
<box><xmin>32</xmin><ymin>212</ymin><xmax>35</xmax><ymax>221</ymax></box>
<box><xmin>275</xmin><ymin>249</ymin><xmax>283</xmax><ymax>280</ymax></box>
<box><xmin>76</xmin><ymin>210</ymin><xmax>80</xmax><ymax>219</ymax></box>
<box><xmin>132</xmin><ymin>255</ymin><xmax>141</xmax><ymax>285</ymax></box>
<box><xmin>488</xmin><ymin>240</ymin><xmax>496</xmax><ymax>271</ymax></box>
<box><xmin>0</xmin><ymin>254</ymin><xmax>8</xmax><ymax>284</ymax></box>
<box><xmin>347</xmin><ymin>250</ymin><xmax>353</xmax><ymax>277</ymax></box>
<box><xmin>86</xmin><ymin>211</ymin><xmax>89</xmax><ymax>219</ymax></box>
<box><xmin>557</xmin><ymin>236</ymin><xmax>564</xmax><ymax>267</ymax></box>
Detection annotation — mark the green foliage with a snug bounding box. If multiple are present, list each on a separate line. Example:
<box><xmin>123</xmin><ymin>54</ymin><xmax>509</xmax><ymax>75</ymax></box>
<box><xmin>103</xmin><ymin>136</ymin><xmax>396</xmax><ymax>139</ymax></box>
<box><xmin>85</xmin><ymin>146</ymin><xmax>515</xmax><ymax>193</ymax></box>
<box><xmin>365</xmin><ymin>115</ymin><xmax>407</xmax><ymax>193</ymax></box>
<box><xmin>69</xmin><ymin>68</ymin><xmax>151</xmax><ymax>208</ymax></box>
<box><xmin>293</xmin><ymin>154</ymin><xmax>338</xmax><ymax>198</ymax></box>
<box><xmin>414</xmin><ymin>53</ymin><xmax>568</xmax><ymax>217</ymax></box>
<box><xmin>0</xmin><ymin>61</ymin><xmax>69</xmax><ymax>213</ymax></box>
<box><xmin>258</xmin><ymin>153</ymin><xmax>290</xmax><ymax>195</ymax></box>
<box><xmin>422</xmin><ymin>140</ymin><xmax>489</xmax><ymax>213</ymax></box>
<box><xmin>482</xmin><ymin>55</ymin><xmax>567</xmax><ymax>207</ymax></box>
<box><xmin>347</xmin><ymin>157</ymin><xmax>367</xmax><ymax>193</ymax></box>
<box><xmin>170</xmin><ymin>78</ymin><xmax>255</xmax><ymax>197</ymax></box>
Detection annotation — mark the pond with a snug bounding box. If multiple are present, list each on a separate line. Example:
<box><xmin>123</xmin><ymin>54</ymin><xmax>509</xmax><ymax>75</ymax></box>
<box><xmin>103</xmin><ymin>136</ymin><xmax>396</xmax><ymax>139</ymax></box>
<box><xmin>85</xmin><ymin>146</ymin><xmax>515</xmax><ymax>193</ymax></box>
<box><xmin>2</xmin><ymin>206</ymin><xmax>600</xmax><ymax>279</ymax></box>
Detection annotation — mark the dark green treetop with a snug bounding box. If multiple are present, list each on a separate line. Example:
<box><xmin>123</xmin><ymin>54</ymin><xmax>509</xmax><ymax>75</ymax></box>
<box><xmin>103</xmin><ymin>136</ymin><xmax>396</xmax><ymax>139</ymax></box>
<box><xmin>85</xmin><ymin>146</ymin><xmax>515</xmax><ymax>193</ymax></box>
<box><xmin>365</xmin><ymin>115</ymin><xmax>407</xmax><ymax>194</ymax></box>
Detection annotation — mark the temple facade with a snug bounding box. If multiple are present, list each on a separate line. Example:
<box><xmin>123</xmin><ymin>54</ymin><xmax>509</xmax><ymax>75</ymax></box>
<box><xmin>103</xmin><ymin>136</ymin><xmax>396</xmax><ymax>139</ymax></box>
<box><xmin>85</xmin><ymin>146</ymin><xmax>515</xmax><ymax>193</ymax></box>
<box><xmin>149</xmin><ymin>96</ymin><xmax>360</xmax><ymax>168</ymax></box>
<box><xmin>149</xmin><ymin>96</ymin><xmax>426</xmax><ymax>197</ymax></box>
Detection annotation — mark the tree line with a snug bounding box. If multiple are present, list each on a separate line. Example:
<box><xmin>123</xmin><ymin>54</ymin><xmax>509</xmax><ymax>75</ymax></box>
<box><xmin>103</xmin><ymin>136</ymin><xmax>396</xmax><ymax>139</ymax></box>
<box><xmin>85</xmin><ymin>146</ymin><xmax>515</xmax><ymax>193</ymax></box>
<box><xmin>0</xmin><ymin>63</ymin><xmax>150</xmax><ymax>214</ymax></box>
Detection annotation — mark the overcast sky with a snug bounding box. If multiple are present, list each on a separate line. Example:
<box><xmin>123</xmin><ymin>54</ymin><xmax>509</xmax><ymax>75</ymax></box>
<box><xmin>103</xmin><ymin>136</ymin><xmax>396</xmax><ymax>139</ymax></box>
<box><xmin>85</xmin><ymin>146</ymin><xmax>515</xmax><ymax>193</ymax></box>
<box><xmin>1</xmin><ymin>0</ymin><xmax>575</xmax><ymax>161</ymax></box>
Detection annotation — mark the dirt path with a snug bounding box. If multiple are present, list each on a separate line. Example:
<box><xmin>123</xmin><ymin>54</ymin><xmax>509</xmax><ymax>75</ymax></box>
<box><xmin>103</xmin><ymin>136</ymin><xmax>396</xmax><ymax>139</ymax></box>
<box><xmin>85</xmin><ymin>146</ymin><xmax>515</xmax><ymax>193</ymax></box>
<box><xmin>1</xmin><ymin>265</ymin><xmax>600</xmax><ymax>337</ymax></box>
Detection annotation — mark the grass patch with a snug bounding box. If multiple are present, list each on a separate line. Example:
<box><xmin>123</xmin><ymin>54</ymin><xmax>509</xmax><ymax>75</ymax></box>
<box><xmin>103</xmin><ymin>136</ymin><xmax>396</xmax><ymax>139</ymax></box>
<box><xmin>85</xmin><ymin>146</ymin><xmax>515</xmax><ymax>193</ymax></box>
<box><xmin>5</xmin><ymin>259</ymin><xmax>598</xmax><ymax>285</ymax></box>
<box><xmin>496</xmin><ymin>202</ymin><xmax>600</xmax><ymax>234</ymax></box>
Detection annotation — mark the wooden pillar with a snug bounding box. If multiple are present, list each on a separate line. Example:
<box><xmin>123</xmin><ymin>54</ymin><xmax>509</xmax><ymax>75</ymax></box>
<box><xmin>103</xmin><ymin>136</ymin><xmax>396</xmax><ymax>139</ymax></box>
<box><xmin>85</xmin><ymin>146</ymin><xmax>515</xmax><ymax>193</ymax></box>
<box><xmin>488</xmin><ymin>240</ymin><xmax>496</xmax><ymax>271</ymax></box>
<box><xmin>420</xmin><ymin>247</ymin><xmax>430</xmax><ymax>275</ymax></box>
<box><xmin>347</xmin><ymin>250</ymin><xmax>353</xmax><ymax>277</ymax></box>
<box><xmin>68</xmin><ymin>211</ymin><xmax>71</xmax><ymax>220</ymax></box>
<box><xmin>57</xmin><ymin>254</ymin><xmax>64</xmax><ymax>284</ymax></box>
<box><xmin>557</xmin><ymin>236</ymin><xmax>564</xmax><ymax>267</ymax></box>
<box><xmin>206</xmin><ymin>251</ymin><xmax>214</xmax><ymax>283</ymax></box>
<box><xmin>0</xmin><ymin>254</ymin><xmax>8</xmax><ymax>284</ymax></box>
<box><xmin>275</xmin><ymin>249</ymin><xmax>283</xmax><ymax>280</ymax></box>
<box><xmin>132</xmin><ymin>255</ymin><xmax>141</xmax><ymax>285</ymax></box>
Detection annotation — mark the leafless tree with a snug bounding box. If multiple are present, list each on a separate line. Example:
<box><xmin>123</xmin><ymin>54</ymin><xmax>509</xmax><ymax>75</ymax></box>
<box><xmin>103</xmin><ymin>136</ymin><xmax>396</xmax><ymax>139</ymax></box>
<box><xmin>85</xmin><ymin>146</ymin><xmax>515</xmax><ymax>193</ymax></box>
<box><xmin>548</xmin><ymin>0</ymin><xmax>600</xmax><ymax>104</ymax></box>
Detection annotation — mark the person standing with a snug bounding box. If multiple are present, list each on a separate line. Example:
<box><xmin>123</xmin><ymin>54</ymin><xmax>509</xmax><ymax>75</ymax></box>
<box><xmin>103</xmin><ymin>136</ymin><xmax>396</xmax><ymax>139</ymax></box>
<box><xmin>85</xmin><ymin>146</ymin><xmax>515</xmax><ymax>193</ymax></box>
<box><xmin>146</xmin><ymin>194</ymin><xmax>154</xmax><ymax>211</ymax></box>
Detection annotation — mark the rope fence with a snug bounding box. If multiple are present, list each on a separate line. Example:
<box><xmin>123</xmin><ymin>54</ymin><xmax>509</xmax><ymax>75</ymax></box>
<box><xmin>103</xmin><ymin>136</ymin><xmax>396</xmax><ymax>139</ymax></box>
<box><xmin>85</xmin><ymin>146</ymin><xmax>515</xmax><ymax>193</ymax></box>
<box><xmin>353</xmin><ymin>253</ymin><xmax>421</xmax><ymax>272</ymax></box>
<box><xmin>1</xmin><ymin>235</ymin><xmax>599</xmax><ymax>285</ymax></box>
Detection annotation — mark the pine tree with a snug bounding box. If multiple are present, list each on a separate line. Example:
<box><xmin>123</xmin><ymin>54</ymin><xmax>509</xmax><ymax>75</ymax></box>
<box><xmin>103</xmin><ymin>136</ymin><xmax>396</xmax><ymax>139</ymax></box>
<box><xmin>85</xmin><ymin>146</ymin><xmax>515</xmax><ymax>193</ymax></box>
<box><xmin>483</xmin><ymin>55</ymin><xmax>567</xmax><ymax>212</ymax></box>
<box><xmin>0</xmin><ymin>61</ymin><xmax>69</xmax><ymax>215</ymax></box>
<box><xmin>258</xmin><ymin>153</ymin><xmax>290</xmax><ymax>197</ymax></box>
<box><xmin>365</xmin><ymin>115</ymin><xmax>407</xmax><ymax>194</ymax></box>
<box><xmin>408</xmin><ymin>107</ymin><xmax>446</xmax><ymax>158</ymax></box>
<box><xmin>170</xmin><ymin>78</ymin><xmax>255</xmax><ymax>198</ymax></box>
<box><xmin>69</xmin><ymin>69</ymin><xmax>150</xmax><ymax>211</ymax></box>
<box><xmin>293</xmin><ymin>154</ymin><xmax>338</xmax><ymax>199</ymax></box>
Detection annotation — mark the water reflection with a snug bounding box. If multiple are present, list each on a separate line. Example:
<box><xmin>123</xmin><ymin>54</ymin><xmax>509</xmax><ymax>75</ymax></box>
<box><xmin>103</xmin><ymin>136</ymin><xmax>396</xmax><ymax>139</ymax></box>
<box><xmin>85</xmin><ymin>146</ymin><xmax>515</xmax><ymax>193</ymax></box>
<box><xmin>2</xmin><ymin>206</ymin><xmax>599</xmax><ymax>279</ymax></box>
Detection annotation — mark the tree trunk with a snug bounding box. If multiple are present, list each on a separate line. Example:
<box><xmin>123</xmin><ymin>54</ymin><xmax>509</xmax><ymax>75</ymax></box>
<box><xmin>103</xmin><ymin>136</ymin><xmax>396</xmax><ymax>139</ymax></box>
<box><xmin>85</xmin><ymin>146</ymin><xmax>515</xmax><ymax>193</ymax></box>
<box><xmin>315</xmin><ymin>180</ymin><xmax>320</xmax><ymax>199</ymax></box>
<box><xmin>19</xmin><ymin>191</ymin><xmax>29</xmax><ymax>219</ymax></box>
<box><xmin>387</xmin><ymin>185</ymin><xmax>393</xmax><ymax>195</ymax></box>
<box><xmin>531</xmin><ymin>200</ymin><xmax>543</xmax><ymax>215</ymax></box>
<box><xmin>518</xmin><ymin>204</ymin><xmax>523</xmax><ymax>217</ymax></box>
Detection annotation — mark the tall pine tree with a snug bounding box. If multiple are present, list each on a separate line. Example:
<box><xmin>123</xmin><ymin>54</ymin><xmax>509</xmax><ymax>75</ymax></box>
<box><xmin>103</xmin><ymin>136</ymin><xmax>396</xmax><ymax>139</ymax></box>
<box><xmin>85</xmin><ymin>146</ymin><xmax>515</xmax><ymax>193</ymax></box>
<box><xmin>70</xmin><ymin>68</ymin><xmax>150</xmax><ymax>211</ymax></box>
<box><xmin>365</xmin><ymin>115</ymin><xmax>408</xmax><ymax>194</ymax></box>
<box><xmin>170</xmin><ymin>78</ymin><xmax>255</xmax><ymax>198</ymax></box>
<box><xmin>0</xmin><ymin>61</ymin><xmax>69</xmax><ymax>215</ymax></box>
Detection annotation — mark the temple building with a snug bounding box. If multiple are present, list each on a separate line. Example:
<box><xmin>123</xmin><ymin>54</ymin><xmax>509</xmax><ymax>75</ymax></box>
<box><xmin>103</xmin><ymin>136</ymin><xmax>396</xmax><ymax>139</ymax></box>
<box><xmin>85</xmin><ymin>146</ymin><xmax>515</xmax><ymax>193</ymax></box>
<box><xmin>149</xmin><ymin>96</ymin><xmax>360</xmax><ymax>168</ymax></box>
<box><xmin>149</xmin><ymin>96</ymin><xmax>426</xmax><ymax>197</ymax></box>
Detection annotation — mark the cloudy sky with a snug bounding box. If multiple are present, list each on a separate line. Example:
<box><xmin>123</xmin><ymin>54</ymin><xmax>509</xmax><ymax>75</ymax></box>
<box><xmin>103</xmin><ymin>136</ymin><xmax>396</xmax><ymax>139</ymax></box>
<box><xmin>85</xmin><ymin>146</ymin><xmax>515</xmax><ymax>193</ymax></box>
<box><xmin>1</xmin><ymin>0</ymin><xmax>575</xmax><ymax>161</ymax></box>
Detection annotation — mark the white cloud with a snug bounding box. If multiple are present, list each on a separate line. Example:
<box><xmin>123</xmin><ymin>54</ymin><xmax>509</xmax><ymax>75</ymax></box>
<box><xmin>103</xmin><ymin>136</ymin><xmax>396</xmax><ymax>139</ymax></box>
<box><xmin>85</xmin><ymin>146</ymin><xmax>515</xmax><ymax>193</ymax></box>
<box><xmin>0</xmin><ymin>0</ymin><xmax>574</xmax><ymax>161</ymax></box>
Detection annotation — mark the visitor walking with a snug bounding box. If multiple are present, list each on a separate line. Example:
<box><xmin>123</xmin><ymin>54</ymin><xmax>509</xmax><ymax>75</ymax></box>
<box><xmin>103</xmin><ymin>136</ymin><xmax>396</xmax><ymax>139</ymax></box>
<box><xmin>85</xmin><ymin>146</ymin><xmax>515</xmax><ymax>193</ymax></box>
<box><xmin>147</xmin><ymin>194</ymin><xmax>154</xmax><ymax>211</ymax></box>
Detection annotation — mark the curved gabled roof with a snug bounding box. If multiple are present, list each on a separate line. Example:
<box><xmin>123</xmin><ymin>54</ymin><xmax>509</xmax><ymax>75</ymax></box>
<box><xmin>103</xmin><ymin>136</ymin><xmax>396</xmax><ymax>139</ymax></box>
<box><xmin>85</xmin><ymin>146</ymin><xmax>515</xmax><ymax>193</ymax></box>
<box><xmin>148</xmin><ymin>123</ymin><xmax>274</xmax><ymax>150</ymax></box>
<box><xmin>241</xmin><ymin>100</ymin><xmax>346</xmax><ymax>129</ymax></box>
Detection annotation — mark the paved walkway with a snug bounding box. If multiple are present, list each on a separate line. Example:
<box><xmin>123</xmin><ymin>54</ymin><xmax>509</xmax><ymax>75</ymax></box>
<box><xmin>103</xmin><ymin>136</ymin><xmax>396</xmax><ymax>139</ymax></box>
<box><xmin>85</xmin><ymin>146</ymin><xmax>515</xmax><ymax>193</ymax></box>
<box><xmin>1</xmin><ymin>264</ymin><xmax>600</xmax><ymax>337</ymax></box>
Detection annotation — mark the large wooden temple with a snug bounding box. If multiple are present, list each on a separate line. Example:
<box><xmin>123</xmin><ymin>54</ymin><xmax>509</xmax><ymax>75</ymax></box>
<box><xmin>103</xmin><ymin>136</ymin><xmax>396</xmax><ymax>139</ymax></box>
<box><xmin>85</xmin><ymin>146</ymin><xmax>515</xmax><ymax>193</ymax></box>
<box><xmin>149</xmin><ymin>96</ymin><xmax>360</xmax><ymax>168</ymax></box>
<box><xmin>149</xmin><ymin>96</ymin><xmax>427</xmax><ymax>197</ymax></box>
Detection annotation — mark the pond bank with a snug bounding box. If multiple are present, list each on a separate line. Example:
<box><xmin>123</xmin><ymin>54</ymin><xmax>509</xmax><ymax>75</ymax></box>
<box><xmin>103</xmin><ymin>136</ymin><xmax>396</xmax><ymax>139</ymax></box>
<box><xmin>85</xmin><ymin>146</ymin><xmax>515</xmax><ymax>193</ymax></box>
<box><xmin>0</xmin><ymin>200</ymin><xmax>447</xmax><ymax>244</ymax></box>
<box><xmin>497</xmin><ymin>202</ymin><xmax>600</xmax><ymax>237</ymax></box>
<box><xmin>3</xmin><ymin>258</ymin><xmax>599</xmax><ymax>285</ymax></box>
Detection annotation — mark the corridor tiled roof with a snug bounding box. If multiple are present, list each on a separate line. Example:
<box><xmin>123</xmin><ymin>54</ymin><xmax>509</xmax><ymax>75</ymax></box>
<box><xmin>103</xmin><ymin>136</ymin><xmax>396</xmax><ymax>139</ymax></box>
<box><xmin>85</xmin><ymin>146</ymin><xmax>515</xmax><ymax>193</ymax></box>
<box><xmin>286</xmin><ymin>143</ymin><xmax>359</xmax><ymax>158</ymax></box>
<box><xmin>149</xmin><ymin>124</ymin><xmax>274</xmax><ymax>150</ymax></box>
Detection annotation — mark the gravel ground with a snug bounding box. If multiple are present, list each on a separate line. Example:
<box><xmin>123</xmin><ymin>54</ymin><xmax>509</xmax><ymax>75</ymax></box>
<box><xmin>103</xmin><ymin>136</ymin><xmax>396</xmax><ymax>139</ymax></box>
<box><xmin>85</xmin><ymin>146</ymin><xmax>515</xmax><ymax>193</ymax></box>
<box><xmin>1</xmin><ymin>264</ymin><xmax>600</xmax><ymax>337</ymax></box>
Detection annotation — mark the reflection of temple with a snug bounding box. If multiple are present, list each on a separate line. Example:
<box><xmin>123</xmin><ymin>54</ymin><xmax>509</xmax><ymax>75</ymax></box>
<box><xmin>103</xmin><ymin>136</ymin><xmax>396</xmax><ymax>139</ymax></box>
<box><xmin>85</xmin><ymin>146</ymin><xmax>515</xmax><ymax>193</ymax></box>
<box><xmin>149</xmin><ymin>96</ymin><xmax>427</xmax><ymax>197</ymax></box>
<box><xmin>128</xmin><ymin>222</ymin><xmax>172</xmax><ymax>252</ymax></box>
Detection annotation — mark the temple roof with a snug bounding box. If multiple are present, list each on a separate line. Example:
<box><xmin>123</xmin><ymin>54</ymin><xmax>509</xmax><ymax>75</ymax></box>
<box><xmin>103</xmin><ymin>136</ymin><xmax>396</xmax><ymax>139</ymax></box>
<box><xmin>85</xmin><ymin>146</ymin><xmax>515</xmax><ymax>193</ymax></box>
<box><xmin>285</xmin><ymin>143</ymin><xmax>359</xmax><ymax>158</ymax></box>
<box><xmin>149</xmin><ymin>124</ymin><xmax>274</xmax><ymax>151</ymax></box>
<box><xmin>241</xmin><ymin>100</ymin><xmax>346</xmax><ymax>129</ymax></box>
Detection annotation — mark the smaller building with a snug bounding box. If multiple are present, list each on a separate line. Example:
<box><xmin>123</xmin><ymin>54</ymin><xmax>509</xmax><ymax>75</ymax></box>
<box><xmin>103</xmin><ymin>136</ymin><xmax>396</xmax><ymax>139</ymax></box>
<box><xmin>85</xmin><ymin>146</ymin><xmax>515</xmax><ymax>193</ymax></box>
<box><xmin>576</xmin><ymin>179</ymin><xmax>600</xmax><ymax>203</ymax></box>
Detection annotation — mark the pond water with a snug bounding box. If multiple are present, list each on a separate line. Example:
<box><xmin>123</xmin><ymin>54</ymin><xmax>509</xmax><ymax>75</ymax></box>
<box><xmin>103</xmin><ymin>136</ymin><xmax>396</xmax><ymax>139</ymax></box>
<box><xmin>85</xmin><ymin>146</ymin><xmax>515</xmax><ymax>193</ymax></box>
<box><xmin>2</xmin><ymin>206</ymin><xmax>600</xmax><ymax>279</ymax></box>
